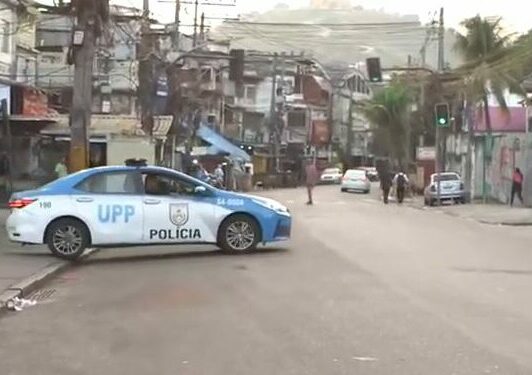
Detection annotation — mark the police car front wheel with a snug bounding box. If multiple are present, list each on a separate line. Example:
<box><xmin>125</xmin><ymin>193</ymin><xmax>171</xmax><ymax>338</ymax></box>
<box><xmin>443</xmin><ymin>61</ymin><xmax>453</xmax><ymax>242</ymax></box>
<box><xmin>46</xmin><ymin>218</ymin><xmax>90</xmax><ymax>260</ymax></box>
<box><xmin>219</xmin><ymin>215</ymin><xmax>260</xmax><ymax>254</ymax></box>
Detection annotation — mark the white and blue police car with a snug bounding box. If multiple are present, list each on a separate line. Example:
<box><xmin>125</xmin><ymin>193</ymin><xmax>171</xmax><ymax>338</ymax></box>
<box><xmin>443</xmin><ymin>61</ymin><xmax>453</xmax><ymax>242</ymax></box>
<box><xmin>5</xmin><ymin>162</ymin><xmax>291</xmax><ymax>260</ymax></box>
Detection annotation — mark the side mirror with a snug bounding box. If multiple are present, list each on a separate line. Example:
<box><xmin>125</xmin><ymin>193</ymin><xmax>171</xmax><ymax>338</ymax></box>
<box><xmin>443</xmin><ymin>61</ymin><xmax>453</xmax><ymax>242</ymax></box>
<box><xmin>194</xmin><ymin>186</ymin><xmax>207</xmax><ymax>194</ymax></box>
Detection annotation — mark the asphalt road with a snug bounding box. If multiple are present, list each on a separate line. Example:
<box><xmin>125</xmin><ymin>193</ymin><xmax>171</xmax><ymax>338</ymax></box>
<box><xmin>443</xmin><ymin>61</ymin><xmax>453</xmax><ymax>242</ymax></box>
<box><xmin>2</xmin><ymin>185</ymin><xmax>532</xmax><ymax>375</ymax></box>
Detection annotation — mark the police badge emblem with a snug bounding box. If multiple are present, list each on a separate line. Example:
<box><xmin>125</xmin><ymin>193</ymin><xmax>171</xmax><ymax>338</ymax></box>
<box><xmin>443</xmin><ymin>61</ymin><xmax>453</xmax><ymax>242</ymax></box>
<box><xmin>169</xmin><ymin>204</ymin><xmax>189</xmax><ymax>227</ymax></box>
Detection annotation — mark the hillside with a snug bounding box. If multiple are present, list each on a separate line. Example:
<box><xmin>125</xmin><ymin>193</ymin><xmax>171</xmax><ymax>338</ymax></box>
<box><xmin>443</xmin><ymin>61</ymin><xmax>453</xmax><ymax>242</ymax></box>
<box><xmin>216</xmin><ymin>7</ymin><xmax>462</xmax><ymax>74</ymax></box>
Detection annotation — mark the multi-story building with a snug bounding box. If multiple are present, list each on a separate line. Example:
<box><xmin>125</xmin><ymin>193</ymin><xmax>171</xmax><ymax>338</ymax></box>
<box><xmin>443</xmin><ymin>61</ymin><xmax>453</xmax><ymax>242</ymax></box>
<box><xmin>333</xmin><ymin>69</ymin><xmax>372</xmax><ymax>167</ymax></box>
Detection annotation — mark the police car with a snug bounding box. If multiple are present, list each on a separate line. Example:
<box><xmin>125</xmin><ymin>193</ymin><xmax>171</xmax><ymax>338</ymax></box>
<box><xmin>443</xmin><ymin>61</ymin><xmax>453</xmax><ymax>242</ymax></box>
<box><xmin>5</xmin><ymin>161</ymin><xmax>291</xmax><ymax>260</ymax></box>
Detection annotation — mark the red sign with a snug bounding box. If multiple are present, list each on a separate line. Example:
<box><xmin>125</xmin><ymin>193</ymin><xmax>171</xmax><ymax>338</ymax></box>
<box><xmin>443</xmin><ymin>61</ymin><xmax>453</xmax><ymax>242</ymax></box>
<box><xmin>22</xmin><ymin>87</ymin><xmax>49</xmax><ymax>116</ymax></box>
<box><xmin>310</xmin><ymin>120</ymin><xmax>330</xmax><ymax>146</ymax></box>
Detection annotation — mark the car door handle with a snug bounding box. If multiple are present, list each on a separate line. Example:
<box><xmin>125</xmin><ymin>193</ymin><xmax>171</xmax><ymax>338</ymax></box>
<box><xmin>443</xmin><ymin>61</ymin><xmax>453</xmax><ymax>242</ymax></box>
<box><xmin>76</xmin><ymin>197</ymin><xmax>94</xmax><ymax>203</ymax></box>
<box><xmin>144</xmin><ymin>199</ymin><xmax>161</xmax><ymax>205</ymax></box>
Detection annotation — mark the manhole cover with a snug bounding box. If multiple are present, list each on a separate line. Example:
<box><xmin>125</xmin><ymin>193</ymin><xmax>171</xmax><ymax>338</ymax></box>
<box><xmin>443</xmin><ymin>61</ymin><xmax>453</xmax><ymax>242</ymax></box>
<box><xmin>28</xmin><ymin>289</ymin><xmax>56</xmax><ymax>302</ymax></box>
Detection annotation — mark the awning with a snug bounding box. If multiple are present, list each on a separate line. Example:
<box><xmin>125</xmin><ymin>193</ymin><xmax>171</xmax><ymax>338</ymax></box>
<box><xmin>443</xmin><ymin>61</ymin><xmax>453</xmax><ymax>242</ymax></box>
<box><xmin>196</xmin><ymin>123</ymin><xmax>251</xmax><ymax>162</ymax></box>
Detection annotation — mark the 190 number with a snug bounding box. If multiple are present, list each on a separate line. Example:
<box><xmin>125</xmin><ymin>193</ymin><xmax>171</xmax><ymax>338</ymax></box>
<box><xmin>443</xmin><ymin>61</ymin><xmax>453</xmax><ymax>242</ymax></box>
<box><xmin>39</xmin><ymin>202</ymin><xmax>52</xmax><ymax>209</ymax></box>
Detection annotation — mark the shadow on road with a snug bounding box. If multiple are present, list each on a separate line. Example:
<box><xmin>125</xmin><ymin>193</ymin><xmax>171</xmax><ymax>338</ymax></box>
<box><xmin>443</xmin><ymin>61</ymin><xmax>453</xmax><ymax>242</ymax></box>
<box><xmin>80</xmin><ymin>247</ymin><xmax>289</xmax><ymax>266</ymax></box>
<box><xmin>452</xmin><ymin>267</ymin><xmax>532</xmax><ymax>276</ymax></box>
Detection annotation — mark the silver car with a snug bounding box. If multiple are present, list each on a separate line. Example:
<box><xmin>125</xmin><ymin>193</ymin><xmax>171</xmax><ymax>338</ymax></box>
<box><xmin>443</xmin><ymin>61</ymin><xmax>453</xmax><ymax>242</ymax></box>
<box><xmin>424</xmin><ymin>172</ymin><xmax>466</xmax><ymax>206</ymax></box>
<box><xmin>320</xmin><ymin>168</ymin><xmax>343</xmax><ymax>184</ymax></box>
<box><xmin>341</xmin><ymin>169</ymin><xmax>371</xmax><ymax>194</ymax></box>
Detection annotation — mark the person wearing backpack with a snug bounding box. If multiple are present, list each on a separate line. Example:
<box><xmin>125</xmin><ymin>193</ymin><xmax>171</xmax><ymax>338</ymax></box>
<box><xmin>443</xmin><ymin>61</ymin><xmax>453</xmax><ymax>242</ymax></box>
<box><xmin>394</xmin><ymin>170</ymin><xmax>409</xmax><ymax>204</ymax></box>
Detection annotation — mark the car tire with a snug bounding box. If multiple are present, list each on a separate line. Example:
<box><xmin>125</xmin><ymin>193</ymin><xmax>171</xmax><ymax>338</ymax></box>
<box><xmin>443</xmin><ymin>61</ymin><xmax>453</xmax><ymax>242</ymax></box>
<box><xmin>364</xmin><ymin>190</ymin><xmax>370</xmax><ymax>194</ymax></box>
<box><xmin>429</xmin><ymin>199</ymin><xmax>435</xmax><ymax>207</ymax></box>
<box><xmin>341</xmin><ymin>188</ymin><xmax>347</xmax><ymax>192</ymax></box>
<box><xmin>218</xmin><ymin>214</ymin><xmax>260</xmax><ymax>254</ymax></box>
<box><xmin>46</xmin><ymin>218</ymin><xmax>90</xmax><ymax>260</ymax></box>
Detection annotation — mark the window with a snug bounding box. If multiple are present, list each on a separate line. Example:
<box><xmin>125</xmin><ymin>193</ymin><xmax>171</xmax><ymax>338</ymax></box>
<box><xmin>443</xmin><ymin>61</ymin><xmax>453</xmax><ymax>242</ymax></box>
<box><xmin>143</xmin><ymin>173</ymin><xmax>199</xmax><ymax>196</ymax></box>
<box><xmin>244</xmin><ymin>85</ymin><xmax>256</xmax><ymax>102</ymax></box>
<box><xmin>345</xmin><ymin>170</ymin><xmax>366</xmax><ymax>178</ymax></box>
<box><xmin>433</xmin><ymin>174</ymin><xmax>460</xmax><ymax>182</ymax></box>
<box><xmin>77</xmin><ymin>172</ymin><xmax>141</xmax><ymax>194</ymax></box>
<box><xmin>1</xmin><ymin>21</ymin><xmax>9</xmax><ymax>53</ymax></box>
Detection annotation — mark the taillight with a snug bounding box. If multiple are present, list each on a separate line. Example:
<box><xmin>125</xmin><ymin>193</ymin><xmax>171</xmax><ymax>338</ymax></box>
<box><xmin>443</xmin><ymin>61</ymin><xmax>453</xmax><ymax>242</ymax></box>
<box><xmin>9</xmin><ymin>198</ymin><xmax>37</xmax><ymax>209</ymax></box>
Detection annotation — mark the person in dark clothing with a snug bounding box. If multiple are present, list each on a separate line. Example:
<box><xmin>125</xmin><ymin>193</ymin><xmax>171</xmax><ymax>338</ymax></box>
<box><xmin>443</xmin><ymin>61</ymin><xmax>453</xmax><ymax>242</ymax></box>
<box><xmin>511</xmin><ymin>167</ymin><xmax>524</xmax><ymax>206</ymax></box>
<box><xmin>379</xmin><ymin>170</ymin><xmax>393</xmax><ymax>204</ymax></box>
<box><xmin>393</xmin><ymin>171</ymin><xmax>409</xmax><ymax>204</ymax></box>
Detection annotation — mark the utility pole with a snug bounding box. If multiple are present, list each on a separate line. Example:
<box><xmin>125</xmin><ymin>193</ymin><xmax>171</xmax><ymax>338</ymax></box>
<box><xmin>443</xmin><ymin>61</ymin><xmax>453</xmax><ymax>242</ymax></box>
<box><xmin>435</xmin><ymin>7</ymin><xmax>444</xmax><ymax>204</ymax></box>
<box><xmin>192</xmin><ymin>0</ymin><xmax>199</xmax><ymax>47</ymax></box>
<box><xmin>139</xmin><ymin>0</ymin><xmax>155</xmax><ymax>136</ymax></box>
<box><xmin>346</xmin><ymin>85</ymin><xmax>353</xmax><ymax>170</ymax></box>
<box><xmin>269</xmin><ymin>53</ymin><xmax>279</xmax><ymax>173</ymax></box>
<box><xmin>1</xmin><ymin>99</ymin><xmax>12</xmax><ymax>196</ymax></box>
<box><xmin>70</xmin><ymin>0</ymin><xmax>108</xmax><ymax>172</ymax></box>
<box><xmin>174</xmin><ymin>0</ymin><xmax>180</xmax><ymax>50</ymax></box>
<box><xmin>200</xmin><ymin>12</ymin><xmax>205</xmax><ymax>41</ymax></box>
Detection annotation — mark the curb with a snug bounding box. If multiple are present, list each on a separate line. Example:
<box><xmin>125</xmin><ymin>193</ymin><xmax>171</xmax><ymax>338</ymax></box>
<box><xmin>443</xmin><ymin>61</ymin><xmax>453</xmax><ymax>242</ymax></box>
<box><xmin>409</xmin><ymin>204</ymin><xmax>532</xmax><ymax>227</ymax></box>
<box><xmin>0</xmin><ymin>248</ymin><xmax>99</xmax><ymax>314</ymax></box>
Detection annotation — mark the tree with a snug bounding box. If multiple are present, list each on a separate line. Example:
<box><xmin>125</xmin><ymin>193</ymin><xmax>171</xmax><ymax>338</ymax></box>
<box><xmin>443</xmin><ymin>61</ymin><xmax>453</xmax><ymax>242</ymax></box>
<box><xmin>362</xmin><ymin>83</ymin><xmax>412</xmax><ymax>167</ymax></box>
<box><xmin>454</xmin><ymin>16</ymin><xmax>520</xmax><ymax>134</ymax></box>
<box><xmin>454</xmin><ymin>16</ymin><xmax>527</xmax><ymax>202</ymax></box>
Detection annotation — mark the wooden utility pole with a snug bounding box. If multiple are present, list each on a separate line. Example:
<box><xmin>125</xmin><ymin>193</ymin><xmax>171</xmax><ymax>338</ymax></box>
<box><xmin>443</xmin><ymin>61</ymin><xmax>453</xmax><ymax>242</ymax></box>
<box><xmin>139</xmin><ymin>0</ymin><xmax>155</xmax><ymax>136</ymax></box>
<box><xmin>192</xmin><ymin>0</ymin><xmax>199</xmax><ymax>47</ymax></box>
<box><xmin>269</xmin><ymin>53</ymin><xmax>279</xmax><ymax>172</ymax></box>
<box><xmin>1</xmin><ymin>99</ymin><xmax>12</xmax><ymax>195</ymax></box>
<box><xmin>346</xmin><ymin>85</ymin><xmax>353</xmax><ymax>169</ymax></box>
<box><xmin>70</xmin><ymin>1</ymin><xmax>104</xmax><ymax>172</ymax></box>
<box><xmin>174</xmin><ymin>0</ymin><xmax>180</xmax><ymax>50</ymax></box>
<box><xmin>435</xmin><ymin>7</ymin><xmax>444</xmax><ymax>204</ymax></box>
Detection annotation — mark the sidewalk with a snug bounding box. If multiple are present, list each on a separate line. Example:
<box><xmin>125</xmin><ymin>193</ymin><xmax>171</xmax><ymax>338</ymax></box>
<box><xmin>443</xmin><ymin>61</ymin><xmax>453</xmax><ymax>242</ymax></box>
<box><xmin>0</xmin><ymin>210</ymin><xmax>58</xmax><ymax>292</ymax></box>
<box><xmin>412</xmin><ymin>198</ymin><xmax>532</xmax><ymax>226</ymax></box>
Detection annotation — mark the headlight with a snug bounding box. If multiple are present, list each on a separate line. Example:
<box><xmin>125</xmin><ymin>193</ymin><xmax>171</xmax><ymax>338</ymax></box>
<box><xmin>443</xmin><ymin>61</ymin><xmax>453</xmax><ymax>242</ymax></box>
<box><xmin>253</xmin><ymin>199</ymin><xmax>289</xmax><ymax>215</ymax></box>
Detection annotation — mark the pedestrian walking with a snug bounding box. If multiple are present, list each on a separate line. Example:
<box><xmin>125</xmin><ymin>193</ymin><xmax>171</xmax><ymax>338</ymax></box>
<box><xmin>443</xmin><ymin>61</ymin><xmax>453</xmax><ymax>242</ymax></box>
<box><xmin>305</xmin><ymin>160</ymin><xmax>320</xmax><ymax>205</ymax></box>
<box><xmin>393</xmin><ymin>170</ymin><xmax>409</xmax><ymax>204</ymax></box>
<box><xmin>54</xmin><ymin>157</ymin><xmax>68</xmax><ymax>179</ymax></box>
<box><xmin>511</xmin><ymin>167</ymin><xmax>524</xmax><ymax>206</ymax></box>
<box><xmin>214</xmin><ymin>164</ymin><xmax>225</xmax><ymax>188</ymax></box>
<box><xmin>379</xmin><ymin>169</ymin><xmax>392</xmax><ymax>204</ymax></box>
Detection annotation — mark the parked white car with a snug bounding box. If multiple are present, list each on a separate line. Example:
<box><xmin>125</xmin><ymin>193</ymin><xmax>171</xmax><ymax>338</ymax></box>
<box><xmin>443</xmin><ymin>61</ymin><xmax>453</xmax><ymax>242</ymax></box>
<box><xmin>341</xmin><ymin>169</ymin><xmax>371</xmax><ymax>193</ymax></box>
<box><xmin>424</xmin><ymin>172</ymin><xmax>466</xmax><ymax>206</ymax></box>
<box><xmin>320</xmin><ymin>168</ymin><xmax>343</xmax><ymax>184</ymax></box>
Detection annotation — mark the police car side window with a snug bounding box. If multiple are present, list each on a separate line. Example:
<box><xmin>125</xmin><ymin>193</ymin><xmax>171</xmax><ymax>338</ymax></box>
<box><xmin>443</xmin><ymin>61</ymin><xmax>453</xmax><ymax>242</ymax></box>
<box><xmin>77</xmin><ymin>172</ymin><xmax>141</xmax><ymax>194</ymax></box>
<box><xmin>143</xmin><ymin>173</ymin><xmax>196</xmax><ymax>196</ymax></box>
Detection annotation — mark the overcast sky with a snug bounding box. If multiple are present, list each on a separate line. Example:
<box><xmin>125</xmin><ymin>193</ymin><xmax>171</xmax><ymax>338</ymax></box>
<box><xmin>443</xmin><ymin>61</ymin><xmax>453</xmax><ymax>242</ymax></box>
<box><xmin>113</xmin><ymin>0</ymin><xmax>529</xmax><ymax>33</ymax></box>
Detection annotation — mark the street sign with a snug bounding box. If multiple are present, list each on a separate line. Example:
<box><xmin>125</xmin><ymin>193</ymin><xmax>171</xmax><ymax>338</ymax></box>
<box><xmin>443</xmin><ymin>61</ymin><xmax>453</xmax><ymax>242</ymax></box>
<box><xmin>416</xmin><ymin>146</ymin><xmax>436</xmax><ymax>161</ymax></box>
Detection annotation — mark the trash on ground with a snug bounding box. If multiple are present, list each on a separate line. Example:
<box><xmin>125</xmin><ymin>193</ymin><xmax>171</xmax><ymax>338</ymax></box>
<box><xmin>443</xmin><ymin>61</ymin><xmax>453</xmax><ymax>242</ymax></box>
<box><xmin>352</xmin><ymin>356</ymin><xmax>378</xmax><ymax>362</ymax></box>
<box><xmin>6</xmin><ymin>297</ymin><xmax>37</xmax><ymax>312</ymax></box>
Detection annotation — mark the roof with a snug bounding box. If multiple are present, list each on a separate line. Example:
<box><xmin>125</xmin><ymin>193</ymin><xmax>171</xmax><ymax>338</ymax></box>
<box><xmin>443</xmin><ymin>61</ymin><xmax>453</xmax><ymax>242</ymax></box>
<box><xmin>196</xmin><ymin>123</ymin><xmax>251</xmax><ymax>162</ymax></box>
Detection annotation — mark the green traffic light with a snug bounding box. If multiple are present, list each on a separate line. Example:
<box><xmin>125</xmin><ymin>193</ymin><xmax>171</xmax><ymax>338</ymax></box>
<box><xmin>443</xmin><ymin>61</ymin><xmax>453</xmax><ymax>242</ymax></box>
<box><xmin>438</xmin><ymin>118</ymin><xmax>447</xmax><ymax>125</ymax></box>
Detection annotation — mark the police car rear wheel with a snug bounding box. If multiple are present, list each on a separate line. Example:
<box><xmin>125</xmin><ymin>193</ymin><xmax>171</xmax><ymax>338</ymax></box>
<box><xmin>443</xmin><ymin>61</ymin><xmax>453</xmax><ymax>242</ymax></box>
<box><xmin>219</xmin><ymin>215</ymin><xmax>259</xmax><ymax>254</ymax></box>
<box><xmin>46</xmin><ymin>219</ymin><xmax>89</xmax><ymax>260</ymax></box>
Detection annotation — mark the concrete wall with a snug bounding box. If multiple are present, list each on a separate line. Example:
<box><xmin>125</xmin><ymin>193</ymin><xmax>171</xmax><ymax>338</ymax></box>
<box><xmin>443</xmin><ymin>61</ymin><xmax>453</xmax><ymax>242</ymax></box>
<box><xmin>107</xmin><ymin>137</ymin><xmax>155</xmax><ymax>166</ymax></box>
<box><xmin>471</xmin><ymin>133</ymin><xmax>532</xmax><ymax>205</ymax></box>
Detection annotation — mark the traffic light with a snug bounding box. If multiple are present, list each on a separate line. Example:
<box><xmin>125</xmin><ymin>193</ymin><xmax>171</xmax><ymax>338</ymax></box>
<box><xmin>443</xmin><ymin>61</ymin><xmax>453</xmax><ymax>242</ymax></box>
<box><xmin>434</xmin><ymin>103</ymin><xmax>450</xmax><ymax>127</ymax></box>
<box><xmin>366</xmin><ymin>57</ymin><xmax>382</xmax><ymax>83</ymax></box>
<box><xmin>229</xmin><ymin>49</ymin><xmax>244</xmax><ymax>83</ymax></box>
